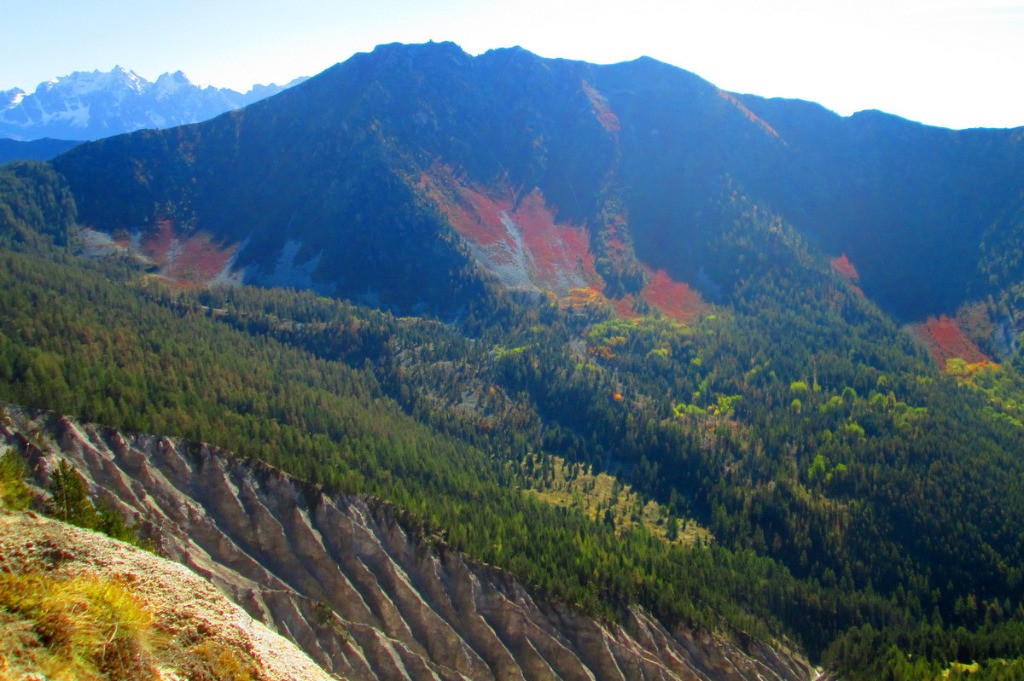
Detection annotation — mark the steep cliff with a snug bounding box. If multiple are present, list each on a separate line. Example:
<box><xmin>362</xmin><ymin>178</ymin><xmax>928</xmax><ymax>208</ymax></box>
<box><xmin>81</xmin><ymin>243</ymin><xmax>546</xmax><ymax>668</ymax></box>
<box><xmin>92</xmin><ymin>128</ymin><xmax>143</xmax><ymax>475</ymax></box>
<box><xmin>2</xmin><ymin>404</ymin><xmax>817</xmax><ymax>681</ymax></box>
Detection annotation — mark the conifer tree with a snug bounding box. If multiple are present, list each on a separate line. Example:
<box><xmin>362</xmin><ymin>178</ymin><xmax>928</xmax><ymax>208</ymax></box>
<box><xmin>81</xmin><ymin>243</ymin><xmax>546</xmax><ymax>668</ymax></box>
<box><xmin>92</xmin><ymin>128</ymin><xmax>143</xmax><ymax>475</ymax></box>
<box><xmin>47</xmin><ymin>459</ymin><xmax>98</xmax><ymax>529</ymax></box>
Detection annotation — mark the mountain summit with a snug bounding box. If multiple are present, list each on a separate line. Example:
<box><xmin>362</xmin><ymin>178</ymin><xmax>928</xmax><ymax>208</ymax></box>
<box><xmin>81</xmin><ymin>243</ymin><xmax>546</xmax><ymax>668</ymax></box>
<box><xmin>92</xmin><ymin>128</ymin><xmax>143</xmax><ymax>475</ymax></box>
<box><xmin>54</xmin><ymin>42</ymin><xmax>1024</xmax><ymax>325</ymax></box>
<box><xmin>0</xmin><ymin>67</ymin><xmax>305</xmax><ymax>141</ymax></box>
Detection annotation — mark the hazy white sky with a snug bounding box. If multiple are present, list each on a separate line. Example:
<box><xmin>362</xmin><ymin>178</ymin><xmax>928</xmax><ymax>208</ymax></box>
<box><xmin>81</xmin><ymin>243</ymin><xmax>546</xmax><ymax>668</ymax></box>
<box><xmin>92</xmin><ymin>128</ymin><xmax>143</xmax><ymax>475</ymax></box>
<box><xmin>2</xmin><ymin>0</ymin><xmax>1022</xmax><ymax>129</ymax></box>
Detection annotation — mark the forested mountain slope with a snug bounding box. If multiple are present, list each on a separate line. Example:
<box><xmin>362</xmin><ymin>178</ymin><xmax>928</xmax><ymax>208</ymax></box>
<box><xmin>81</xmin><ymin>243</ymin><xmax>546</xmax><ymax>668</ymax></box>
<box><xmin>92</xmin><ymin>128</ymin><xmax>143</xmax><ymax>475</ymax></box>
<box><xmin>1</xmin><ymin>40</ymin><xmax>1023</xmax><ymax>680</ymax></box>
<box><xmin>2</xmin><ymin>404</ymin><xmax>814</xmax><ymax>681</ymax></box>
<box><xmin>0</xmin><ymin>137</ymin><xmax>79</xmax><ymax>164</ymax></box>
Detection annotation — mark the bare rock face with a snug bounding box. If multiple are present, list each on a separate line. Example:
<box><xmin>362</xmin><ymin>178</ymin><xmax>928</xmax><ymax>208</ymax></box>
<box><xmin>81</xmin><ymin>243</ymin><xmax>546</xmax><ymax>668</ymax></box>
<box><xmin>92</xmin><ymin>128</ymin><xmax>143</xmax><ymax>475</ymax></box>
<box><xmin>2</xmin><ymin>405</ymin><xmax>818</xmax><ymax>681</ymax></box>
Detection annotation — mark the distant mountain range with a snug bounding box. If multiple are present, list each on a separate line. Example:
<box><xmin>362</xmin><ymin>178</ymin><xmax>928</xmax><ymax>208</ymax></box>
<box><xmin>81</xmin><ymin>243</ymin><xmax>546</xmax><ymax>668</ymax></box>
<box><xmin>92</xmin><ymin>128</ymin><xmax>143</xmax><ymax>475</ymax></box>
<box><xmin>0</xmin><ymin>137</ymin><xmax>80</xmax><ymax>165</ymax></box>
<box><xmin>0</xmin><ymin>66</ymin><xmax>305</xmax><ymax>142</ymax></box>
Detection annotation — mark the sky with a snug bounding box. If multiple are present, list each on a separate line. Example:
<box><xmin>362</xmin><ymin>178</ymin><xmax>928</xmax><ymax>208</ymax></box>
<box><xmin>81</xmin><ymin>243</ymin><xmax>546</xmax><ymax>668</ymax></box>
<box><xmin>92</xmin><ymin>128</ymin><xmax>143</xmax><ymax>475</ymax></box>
<box><xmin>2</xmin><ymin>0</ymin><xmax>1022</xmax><ymax>129</ymax></box>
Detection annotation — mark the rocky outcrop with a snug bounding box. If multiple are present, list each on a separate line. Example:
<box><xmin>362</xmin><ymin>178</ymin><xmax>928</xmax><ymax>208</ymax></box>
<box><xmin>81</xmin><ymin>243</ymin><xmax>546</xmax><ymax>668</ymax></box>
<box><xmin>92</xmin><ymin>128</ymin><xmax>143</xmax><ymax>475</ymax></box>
<box><xmin>2</xmin><ymin>405</ymin><xmax>818</xmax><ymax>681</ymax></box>
<box><xmin>0</xmin><ymin>512</ymin><xmax>335</xmax><ymax>681</ymax></box>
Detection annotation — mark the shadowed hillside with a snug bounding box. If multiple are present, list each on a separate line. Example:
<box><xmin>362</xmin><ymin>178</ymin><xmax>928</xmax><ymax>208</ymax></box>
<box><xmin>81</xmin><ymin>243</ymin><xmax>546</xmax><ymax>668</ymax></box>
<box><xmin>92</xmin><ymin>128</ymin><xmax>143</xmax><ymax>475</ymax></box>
<box><xmin>52</xmin><ymin>42</ymin><xmax>1024</xmax><ymax>323</ymax></box>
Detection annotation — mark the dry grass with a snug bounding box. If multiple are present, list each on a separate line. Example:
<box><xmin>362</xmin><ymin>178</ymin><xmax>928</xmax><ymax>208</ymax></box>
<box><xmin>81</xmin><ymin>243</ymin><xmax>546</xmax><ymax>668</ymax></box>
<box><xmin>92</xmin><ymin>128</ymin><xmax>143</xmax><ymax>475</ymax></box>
<box><xmin>0</xmin><ymin>572</ymin><xmax>157</xmax><ymax>680</ymax></box>
<box><xmin>170</xmin><ymin>638</ymin><xmax>259</xmax><ymax>681</ymax></box>
<box><xmin>0</xmin><ymin>567</ymin><xmax>263</xmax><ymax>681</ymax></box>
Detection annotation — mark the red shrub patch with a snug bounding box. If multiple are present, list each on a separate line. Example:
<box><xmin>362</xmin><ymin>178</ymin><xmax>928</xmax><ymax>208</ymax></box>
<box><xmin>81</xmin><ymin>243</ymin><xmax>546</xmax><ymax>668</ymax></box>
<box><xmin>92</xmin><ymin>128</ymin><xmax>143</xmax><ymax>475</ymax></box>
<box><xmin>417</xmin><ymin>169</ymin><xmax>517</xmax><ymax>263</ymax></box>
<box><xmin>606</xmin><ymin>237</ymin><xmax>626</xmax><ymax>252</ymax></box>
<box><xmin>415</xmin><ymin>166</ymin><xmax>708</xmax><ymax>324</ymax></box>
<box><xmin>460</xmin><ymin>190</ymin><xmax>518</xmax><ymax>261</ymax></box>
<box><xmin>140</xmin><ymin>219</ymin><xmax>177</xmax><ymax>266</ymax></box>
<box><xmin>641</xmin><ymin>269</ymin><xmax>705</xmax><ymax>323</ymax></box>
<box><xmin>830</xmin><ymin>253</ymin><xmax>860</xmax><ymax>280</ymax></box>
<box><xmin>717</xmin><ymin>91</ymin><xmax>781</xmax><ymax>139</ymax></box>
<box><xmin>581</xmin><ymin>82</ymin><xmax>620</xmax><ymax>134</ymax></box>
<box><xmin>160</xmin><ymin>232</ymin><xmax>239</xmax><ymax>286</ymax></box>
<box><xmin>132</xmin><ymin>219</ymin><xmax>239</xmax><ymax>287</ymax></box>
<box><xmin>417</xmin><ymin>166</ymin><xmax>603</xmax><ymax>297</ymax></box>
<box><xmin>911</xmin><ymin>315</ymin><xmax>990</xmax><ymax>369</ymax></box>
<box><xmin>513</xmin><ymin>189</ymin><xmax>602</xmax><ymax>293</ymax></box>
<box><xmin>610</xmin><ymin>294</ymin><xmax>641</xmax><ymax>319</ymax></box>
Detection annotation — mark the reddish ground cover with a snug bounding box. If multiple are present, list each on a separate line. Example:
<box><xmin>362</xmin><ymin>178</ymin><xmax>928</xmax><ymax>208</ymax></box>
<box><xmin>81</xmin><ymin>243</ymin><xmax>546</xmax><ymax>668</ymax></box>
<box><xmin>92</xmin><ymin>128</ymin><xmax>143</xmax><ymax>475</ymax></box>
<box><xmin>830</xmin><ymin>253</ymin><xmax>860</xmax><ymax>280</ymax></box>
<box><xmin>717</xmin><ymin>91</ymin><xmax>781</xmax><ymax>139</ymax></box>
<box><xmin>911</xmin><ymin>315</ymin><xmax>991</xmax><ymax>368</ymax></box>
<box><xmin>419</xmin><ymin>167</ymin><xmax>602</xmax><ymax>296</ymax></box>
<box><xmin>140</xmin><ymin>219</ymin><xmax>177</xmax><ymax>266</ymax></box>
<box><xmin>581</xmin><ymin>82</ymin><xmax>621</xmax><ymax>134</ymax></box>
<box><xmin>458</xmin><ymin>190</ymin><xmax>517</xmax><ymax>261</ymax></box>
<box><xmin>416</xmin><ymin>167</ymin><xmax>708</xmax><ymax>324</ymax></box>
<box><xmin>160</xmin><ymin>232</ymin><xmax>238</xmax><ymax>286</ymax></box>
<box><xmin>513</xmin><ymin>189</ymin><xmax>601</xmax><ymax>293</ymax></box>
<box><xmin>133</xmin><ymin>219</ymin><xmax>238</xmax><ymax>287</ymax></box>
<box><xmin>610</xmin><ymin>294</ymin><xmax>641</xmax><ymax>319</ymax></box>
<box><xmin>417</xmin><ymin>169</ymin><xmax>516</xmax><ymax>263</ymax></box>
<box><xmin>641</xmin><ymin>269</ymin><xmax>706</xmax><ymax>324</ymax></box>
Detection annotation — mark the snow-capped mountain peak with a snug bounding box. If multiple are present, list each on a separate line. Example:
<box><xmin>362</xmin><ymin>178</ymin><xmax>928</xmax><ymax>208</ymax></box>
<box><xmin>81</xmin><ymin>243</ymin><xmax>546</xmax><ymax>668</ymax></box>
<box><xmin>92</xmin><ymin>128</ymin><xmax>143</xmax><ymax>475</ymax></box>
<box><xmin>1</xmin><ymin>66</ymin><xmax>302</xmax><ymax>141</ymax></box>
<box><xmin>35</xmin><ymin>66</ymin><xmax>146</xmax><ymax>98</ymax></box>
<box><xmin>153</xmin><ymin>71</ymin><xmax>192</xmax><ymax>98</ymax></box>
<box><xmin>1</xmin><ymin>88</ymin><xmax>27</xmax><ymax>108</ymax></box>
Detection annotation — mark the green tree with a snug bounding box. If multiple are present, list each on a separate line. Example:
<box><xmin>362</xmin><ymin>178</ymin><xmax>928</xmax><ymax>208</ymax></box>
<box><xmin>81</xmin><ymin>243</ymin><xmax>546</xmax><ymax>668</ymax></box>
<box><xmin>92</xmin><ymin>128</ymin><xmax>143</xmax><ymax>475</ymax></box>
<box><xmin>97</xmin><ymin>499</ymin><xmax>141</xmax><ymax>545</ymax></box>
<box><xmin>0</xmin><ymin>450</ymin><xmax>32</xmax><ymax>511</ymax></box>
<box><xmin>47</xmin><ymin>460</ymin><xmax>98</xmax><ymax>529</ymax></box>
<box><xmin>665</xmin><ymin>515</ymin><xmax>680</xmax><ymax>541</ymax></box>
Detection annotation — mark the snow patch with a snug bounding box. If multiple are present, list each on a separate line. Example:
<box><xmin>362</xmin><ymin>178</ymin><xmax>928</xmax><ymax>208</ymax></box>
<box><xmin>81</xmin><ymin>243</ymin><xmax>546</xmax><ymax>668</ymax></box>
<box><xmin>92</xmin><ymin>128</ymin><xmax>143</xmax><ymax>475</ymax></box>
<box><xmin>153</xmin><ymin>71</ymin><xmax>192</xmax><ymax>99</ymax></box>
<box><xmin>1</xmin><ymin>88</ymin><xmax>27</xmax><ymax>108</ymax></box>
